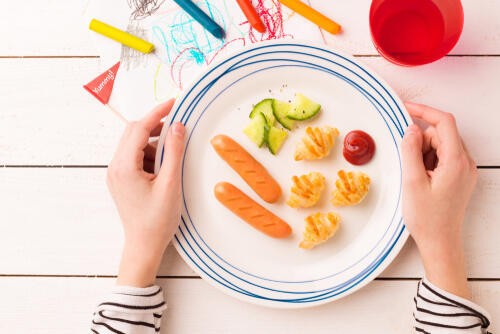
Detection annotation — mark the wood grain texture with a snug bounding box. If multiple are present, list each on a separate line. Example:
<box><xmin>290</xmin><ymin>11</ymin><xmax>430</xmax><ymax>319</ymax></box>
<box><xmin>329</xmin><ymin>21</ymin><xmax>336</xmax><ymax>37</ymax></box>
<box><xmin>0</xmin><ymin>57</ymin><xmax>500</xmax><ymax>165</ymax></box>
<box><xmin>0</xmin><ymin>58</ymin><xmax>124</xmax><ymax>165</ymax></box>
<box><xmin>1</xmin><ymin>168</ymin><xmax>499</xmax><ymax>278</ymax></box>
<box><xmin>0</xmin><ymin>0</ymin><xmax>95</xmax><ymax>56</ymax></box>
<box><xmin>0</xmin><ymin>0</ymin><xmax>499</xmax><ymax>56</ymax></box>
<box><xmin>0</xmin><ymin>1</ymin><xmax>498</xmax><ymax>332</ymax></box>
<box><xmin>0</xmin><ymin>277</ymin><xmax>497</xmax><ymax>333</ymax></box>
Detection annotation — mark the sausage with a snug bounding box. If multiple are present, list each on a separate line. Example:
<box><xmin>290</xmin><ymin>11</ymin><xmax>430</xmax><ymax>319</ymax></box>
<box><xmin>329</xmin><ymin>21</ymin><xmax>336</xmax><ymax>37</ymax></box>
<box><xmin>211</xmin><ymin>134</ymin><xmax>282</xmax><ymax>203</ymax></box>
<box><xmin>214</xmin><ymin>182</ymin><xmax>292</xmax><ymax>239</ymax></box>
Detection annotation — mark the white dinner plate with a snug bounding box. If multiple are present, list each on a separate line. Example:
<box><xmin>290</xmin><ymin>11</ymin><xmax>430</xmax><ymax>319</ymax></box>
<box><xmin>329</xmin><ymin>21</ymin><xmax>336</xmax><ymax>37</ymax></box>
<box><xmin>155</xmin><ymin>41</ymin><xmax>410</xmax><ymax>308</ymax></box>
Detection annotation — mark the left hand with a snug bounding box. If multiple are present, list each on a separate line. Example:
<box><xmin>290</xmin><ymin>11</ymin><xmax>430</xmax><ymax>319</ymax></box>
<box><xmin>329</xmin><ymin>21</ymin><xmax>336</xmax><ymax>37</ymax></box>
<box><xmin>107</xmin><ymin>99</ymin><xmax>186</xmax><ymax>287</ymax></box>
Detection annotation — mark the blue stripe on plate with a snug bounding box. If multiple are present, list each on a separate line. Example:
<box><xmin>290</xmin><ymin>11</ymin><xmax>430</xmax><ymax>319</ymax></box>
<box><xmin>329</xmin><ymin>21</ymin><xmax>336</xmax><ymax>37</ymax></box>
<box><xmin>179</xmin><ymin>58</ymin><xmax>401</xmax><ymax>280</ymax></box>
<box><xmin>173</xmin><ymin>43</ymin><xmax>407</xmax><ymax>132</ymax></box>
<box><xmin>159</xmin><ymin>42</ymin><xmax>409</xmax><ymax>305</ymax></box>
<box><xmin>180</xmin><ymin>63</ymin><xmax>401</xmax><ymax>286</ymax></box>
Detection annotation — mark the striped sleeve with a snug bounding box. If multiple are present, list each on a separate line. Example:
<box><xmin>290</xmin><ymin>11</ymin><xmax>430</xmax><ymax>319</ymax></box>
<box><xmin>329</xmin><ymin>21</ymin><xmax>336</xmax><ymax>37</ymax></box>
<box><xmin>413</xmin><ymin>278</ymin><xmax>491</xmax><ymax>334</ymax></box>
<box><xmin>90</xmin><ymin>285</ymin><xmax>167</xmax><ymax>334</ymax></box>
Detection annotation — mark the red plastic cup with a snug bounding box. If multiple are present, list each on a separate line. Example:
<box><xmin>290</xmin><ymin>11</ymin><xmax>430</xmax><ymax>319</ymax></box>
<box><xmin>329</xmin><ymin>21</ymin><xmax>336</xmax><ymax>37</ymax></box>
<box><xmin>369</xmin><ymin>0</ymin><xmax>464</xmax><ymax>66</ymax></box>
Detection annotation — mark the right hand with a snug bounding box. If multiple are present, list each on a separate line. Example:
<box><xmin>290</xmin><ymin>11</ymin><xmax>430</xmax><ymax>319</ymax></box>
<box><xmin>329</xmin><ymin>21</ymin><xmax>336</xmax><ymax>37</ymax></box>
<box><xmin>401</xmin><ymin>102</ymin><xmax>477</xmax><ymax>299</ymax></box>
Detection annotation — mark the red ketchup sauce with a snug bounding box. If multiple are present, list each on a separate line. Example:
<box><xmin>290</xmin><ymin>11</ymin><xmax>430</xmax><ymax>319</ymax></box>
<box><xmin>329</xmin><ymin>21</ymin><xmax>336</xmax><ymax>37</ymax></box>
<box><xmin>343</xmin><ymin>130</ymin><xmax>376</xmax><ymax>165</ymax></box>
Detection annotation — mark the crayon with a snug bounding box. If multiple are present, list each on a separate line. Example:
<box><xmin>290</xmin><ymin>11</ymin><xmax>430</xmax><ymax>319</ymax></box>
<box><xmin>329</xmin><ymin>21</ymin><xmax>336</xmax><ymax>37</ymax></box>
<box><xmin>173</xmin><ymin>0</ymin><xmax>225</xmax><ymax>39</ymax></box>
<box><xmin>236</xmin><ymin>0</ymin><xmax>266</xmax><ymax>33</ymax></box>
<box><xmin>89</xmin><ymin>19</ymin><xmax>155</xmax><ymax>54</ymax></box>
<box><xmin>279</xmin><ymin>0</ymin><xmax>341</xmax><ymax>34</ymax></box>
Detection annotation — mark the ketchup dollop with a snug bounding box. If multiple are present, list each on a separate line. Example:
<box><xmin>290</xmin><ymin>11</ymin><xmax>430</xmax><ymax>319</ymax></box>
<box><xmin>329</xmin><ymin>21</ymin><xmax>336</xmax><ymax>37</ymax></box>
<box><xmin>343</xmin><ymin>130</ymin><xmax>376</xmax><ymax>165</ymax></box>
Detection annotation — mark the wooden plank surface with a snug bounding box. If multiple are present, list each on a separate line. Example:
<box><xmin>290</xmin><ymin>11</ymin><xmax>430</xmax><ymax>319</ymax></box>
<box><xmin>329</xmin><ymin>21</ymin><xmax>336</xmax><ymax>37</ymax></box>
<box><xmin>0</xmin><ymin>1</ymin><xmax>499</xmax><ymax>332</ymax></box>
<box><xmin>0</xmin><ymin>1</ymin><xmax>95</xmax><ymax>56</ymax></box>
<box><xmin>1</xmin><ymin>167</ymin><xmax>499</xmax><ymax>278</ymax></box>
<box><xmin>1</xmin><ymin>56</ymin><xmax>500</xmax><ymax>165</ymax></box>
<box><xmin>0</xmin><ymin>277</ymin><xmax>497</xmax><ymax>333</ymax></box>
<box><xmin>0</xmin><ymin>0</ymin><xmax>499</xmax><ymax>56</ymax></box>
<box><xmin>0</xmin><ymin>58</ymin><xmax>124</xmax><ymax>166</ymax></box>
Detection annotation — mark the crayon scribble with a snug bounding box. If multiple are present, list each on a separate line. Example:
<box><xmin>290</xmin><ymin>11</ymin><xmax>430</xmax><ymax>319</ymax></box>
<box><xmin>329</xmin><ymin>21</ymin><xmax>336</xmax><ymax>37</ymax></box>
<box><xmin>151</xmin><ymin>0</ymin><xmax>243</xmax><ymax>90</ymax></box>
<box><xmin>152</xmin><ymin>0</ymin><xmax>227</xmax><ymax>65</ymax></box>
<box><xmin>127</xmin><ymin>0</ymin><xmax>166</xmax><ymax>20</ymax></box>
<box><xmin>121</xmin><ymin>22</ymin><xmax>149</xmax><ymax>70</ymax></box>
<box><xmin>150</xmin><ymin>0</ymin><xmax>291</xmax><ymax>97</ymax></box>
<box><xmin>245</xmin><ymin>0</ymin><xmax>291</xmax><ymax>42</ymax></box>
<box><xmin>153</xmin><ymin>36</ymin><xmax>246</xmax><ymax>100</ymax></box>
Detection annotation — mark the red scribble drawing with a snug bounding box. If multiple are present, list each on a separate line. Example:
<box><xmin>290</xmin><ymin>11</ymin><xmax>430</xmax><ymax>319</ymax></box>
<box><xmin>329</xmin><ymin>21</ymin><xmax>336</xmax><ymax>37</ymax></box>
<box><xmin>246</xmin><ymin>0</ymin><xmax>292</xmax><ymax>42</ymax></box>
<box><xmin>170</xmin><ymin>37</ymin><xmax>246</xmax><ymax>90</ymax></box>
<box><xmin>153</xmin><ymin>0</ymin><xmax>292</xmax><ymax>97</ymax></box>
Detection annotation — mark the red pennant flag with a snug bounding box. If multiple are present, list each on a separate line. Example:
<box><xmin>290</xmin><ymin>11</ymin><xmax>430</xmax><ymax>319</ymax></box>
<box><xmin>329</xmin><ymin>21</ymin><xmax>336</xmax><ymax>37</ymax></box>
<box><xmin>83</xmin><ymin>62</ymin><xmax>121</xmax><ymax>104</ymax></box>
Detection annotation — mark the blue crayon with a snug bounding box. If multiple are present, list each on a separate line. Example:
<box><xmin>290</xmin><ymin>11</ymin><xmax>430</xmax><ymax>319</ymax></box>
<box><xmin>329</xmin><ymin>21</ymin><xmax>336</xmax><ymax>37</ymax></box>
<box><xmin>173</xmin><ymin>0</ymin><xmax>226</xmax><ymax>39</ymax></box>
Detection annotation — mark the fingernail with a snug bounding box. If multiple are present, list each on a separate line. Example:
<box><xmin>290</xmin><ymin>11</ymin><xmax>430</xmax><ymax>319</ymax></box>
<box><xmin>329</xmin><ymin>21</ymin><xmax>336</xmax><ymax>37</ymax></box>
<box><xmin>405</xmin><ymin>124</ymin><xmax>418</xmax><ymax>134</ymax></box>
<box><xmin>172</xmin><ymin>122</ymin><xmax>185</xmax><ymax>137</ymax></box>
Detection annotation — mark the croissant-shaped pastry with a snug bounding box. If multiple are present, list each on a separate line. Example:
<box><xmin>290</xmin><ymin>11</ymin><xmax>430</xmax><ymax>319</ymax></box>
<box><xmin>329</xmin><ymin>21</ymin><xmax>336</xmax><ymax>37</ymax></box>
<box><xmin>294</xmin><ymin>126</ymin><xmax>340</xmax><ymax>161</ymax></box>
<box><xmin>286</xmin><ymin>172</ymin><xmax>326</xmax><ymax>208</ymax></box>
<box><xmin>299</xmin><ymin>212</ymin><xmax>341</xmax><ymax>249</ymax></box>
<box><xmin>331</xmin><ymin>170</ymin><xmax>371</xmax><ymax>206</ymax></box>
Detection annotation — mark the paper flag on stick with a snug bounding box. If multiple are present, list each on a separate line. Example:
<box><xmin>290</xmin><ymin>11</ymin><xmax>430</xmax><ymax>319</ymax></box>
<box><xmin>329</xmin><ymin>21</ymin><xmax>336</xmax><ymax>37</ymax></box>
<box><xmin>84</xmin><ymin>62</ymin><xmax>121</xmax><ymax>104</ymax></box>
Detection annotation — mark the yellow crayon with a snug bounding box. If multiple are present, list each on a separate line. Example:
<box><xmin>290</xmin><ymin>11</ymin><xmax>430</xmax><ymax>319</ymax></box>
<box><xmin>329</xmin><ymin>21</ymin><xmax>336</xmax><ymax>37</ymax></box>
<box><xmin>89</xmin><ymin>18</ymin><xmax>155</xmax><ymax>54</ymax></box>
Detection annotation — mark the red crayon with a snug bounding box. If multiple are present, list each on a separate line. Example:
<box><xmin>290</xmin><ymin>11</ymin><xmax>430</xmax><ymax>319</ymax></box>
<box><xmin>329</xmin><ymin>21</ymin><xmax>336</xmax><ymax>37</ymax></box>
<box><xmin>236</xmin><ymin>0</ymin><xmax>266</xmax><ymax>33</ymax></box>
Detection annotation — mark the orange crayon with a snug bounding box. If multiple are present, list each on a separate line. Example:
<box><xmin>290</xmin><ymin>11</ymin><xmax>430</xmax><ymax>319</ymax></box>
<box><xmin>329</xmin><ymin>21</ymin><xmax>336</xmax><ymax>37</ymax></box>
<box><xmin>279</xmin><ymin>0</ymin><xmax>341</xmax><ymax>34</ymax></box>
<box><xmin>236</xmin><ymin>0</ymin><xmax>266</xmax><ymax>33</ymax></box>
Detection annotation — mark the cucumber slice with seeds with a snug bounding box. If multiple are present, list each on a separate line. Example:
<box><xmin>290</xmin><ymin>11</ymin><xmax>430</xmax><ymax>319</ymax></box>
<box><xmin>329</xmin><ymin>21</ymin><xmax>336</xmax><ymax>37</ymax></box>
<box><xmin>272</xmin><ymin>99</ymin><xmax>295</xmax><ymax>130</ymax></box>
<box><xmin>249</xmin><ymin>99</ymin><xmax>275</xmax><ymax>125</ymax></box>
<box><xmin>287</xmin><ymin>93</ymin><xmax>321</xmax><ymax>120</ymax></box>
<box><xmin>265</xmin><ymin>125</ymin><xmax>288</xmax><ymax>155</ymax></box>
<box><xmin>243</xmin><ymin>112</ymin><xmax>267</xmax><ymax>147</ymax></box>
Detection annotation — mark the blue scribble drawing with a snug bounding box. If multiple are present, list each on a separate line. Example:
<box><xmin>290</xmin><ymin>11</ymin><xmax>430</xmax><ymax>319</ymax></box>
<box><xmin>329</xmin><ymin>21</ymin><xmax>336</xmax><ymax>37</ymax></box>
<box><xmin>151</xmin><ymin>0</ymin><xmax>227</xmax><ymax>65</ymax></box>
<box><xmin>150</xmin><ymin>0</ymin><xmax>286</xmax><ymax>94</ymax></box>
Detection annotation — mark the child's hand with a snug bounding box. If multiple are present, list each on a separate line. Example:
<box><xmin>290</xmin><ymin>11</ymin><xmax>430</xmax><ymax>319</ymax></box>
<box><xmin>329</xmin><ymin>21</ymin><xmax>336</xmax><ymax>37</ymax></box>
<box><xmin>402</xmin><ymin>102</ymin><xmax>477</xmax><ymax>299</ymax></box>
<box><xmin>107</xmin><ymin>100</ymin><xmax>186</xmax><ymax>287</ymax></box>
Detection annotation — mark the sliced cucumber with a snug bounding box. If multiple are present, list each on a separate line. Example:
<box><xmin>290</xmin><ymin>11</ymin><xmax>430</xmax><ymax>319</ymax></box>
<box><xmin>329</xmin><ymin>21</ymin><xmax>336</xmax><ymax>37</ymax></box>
<box><xmin>243</xmin><ymin>112</ymin><xmax>267</xmax><ymax>147</ymax></box>
<box><xmin>249</xmin><ymin>98</ymin><xmax>275</xmax><ymax>125</ymax></box>
<box><xmin>265</xmin><ymin>125</ymin><xmax>288</xmax><ymax>155</ymax></box>
<box><xmin>272</xmin><ymin>99</ymin><xmax>295</xmax><ymax>130</ymax></box>
<box><xmin>287</xmin><ymin>93</ymin><xmax>321</xmax><ymax>120</ymax></box>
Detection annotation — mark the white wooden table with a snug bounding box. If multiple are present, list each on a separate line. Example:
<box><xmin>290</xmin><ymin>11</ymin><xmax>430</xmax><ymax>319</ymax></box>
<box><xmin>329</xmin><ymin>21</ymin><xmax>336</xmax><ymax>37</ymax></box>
<box><xmin>0</xmin><ymin>1</ymin><xmax>499</xmax><ymax>332</ymax></box>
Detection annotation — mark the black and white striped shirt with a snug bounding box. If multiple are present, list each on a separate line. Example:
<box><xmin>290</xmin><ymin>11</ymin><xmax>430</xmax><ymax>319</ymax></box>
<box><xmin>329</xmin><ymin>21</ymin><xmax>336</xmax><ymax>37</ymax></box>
<box><xmin>414</xmin><ymin>279</ymin><xmax>491</xmax><ymax>334</ymax></box>
<box><xmin>91</xmin><ymin>285</ymin><xmax>166</xmax><ymax>334</ymax></box>
<box><xmin>90</xmin><ymin>279</ymin><xmax>491</xmax><ymax>333</ymax></box>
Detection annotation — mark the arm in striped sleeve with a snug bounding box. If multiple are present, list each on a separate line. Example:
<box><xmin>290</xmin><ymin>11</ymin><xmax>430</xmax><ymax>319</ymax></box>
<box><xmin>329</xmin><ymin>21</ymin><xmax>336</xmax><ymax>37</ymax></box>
<box><xmin>414</xmin><ymin>279</ymin><xmax>491</xmax><ymax>334</ymax></box>
<box><xmin>91</xmin><ymin>285</ymin><xmax>167</xmax><ymax>334</ymax></box>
